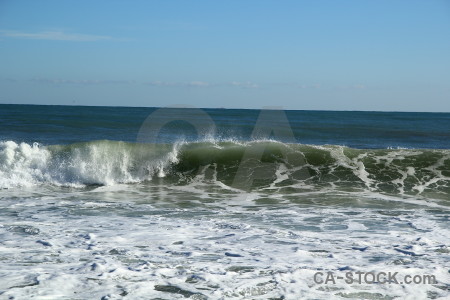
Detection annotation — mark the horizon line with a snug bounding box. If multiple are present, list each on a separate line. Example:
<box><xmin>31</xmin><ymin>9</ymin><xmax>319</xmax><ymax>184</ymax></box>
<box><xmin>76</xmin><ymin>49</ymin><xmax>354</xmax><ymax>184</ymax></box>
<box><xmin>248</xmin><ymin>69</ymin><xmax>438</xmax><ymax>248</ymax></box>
<box><xmin>0</xmin><ymin>102</ymin><xmax>449</xmax><ymax>114</ymax></box>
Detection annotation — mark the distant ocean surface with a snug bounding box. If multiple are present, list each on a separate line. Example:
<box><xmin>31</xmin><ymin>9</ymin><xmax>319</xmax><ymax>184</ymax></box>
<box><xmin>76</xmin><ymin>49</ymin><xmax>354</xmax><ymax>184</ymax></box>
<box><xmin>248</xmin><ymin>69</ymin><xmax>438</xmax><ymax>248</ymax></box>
<box><xmin>1</xmin><ymin>104</ymin><xmax>449</xmax><ymax>299</ymax></box>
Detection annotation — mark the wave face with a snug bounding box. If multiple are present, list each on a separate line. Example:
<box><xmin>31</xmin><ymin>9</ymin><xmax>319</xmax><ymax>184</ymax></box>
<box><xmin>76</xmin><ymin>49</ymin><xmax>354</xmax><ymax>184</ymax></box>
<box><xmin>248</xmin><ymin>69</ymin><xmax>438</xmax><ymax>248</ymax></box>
<box><xmin>1</xmin><ymin>140</ymin><xmax>449</xmax><ymax>198</ymax></box>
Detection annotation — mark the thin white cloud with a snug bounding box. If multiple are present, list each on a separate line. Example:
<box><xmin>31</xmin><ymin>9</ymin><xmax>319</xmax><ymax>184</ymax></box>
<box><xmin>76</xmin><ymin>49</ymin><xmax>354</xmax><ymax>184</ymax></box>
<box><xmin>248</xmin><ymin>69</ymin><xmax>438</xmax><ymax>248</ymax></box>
<box><xmin>145</xmin><ymin>81</ymin><xmax>211</xmax><ymax>88</ymax></box>
<box><xmin>145</xmin><ymin>81</ymin><xmax>259</xmax><ymax>88</ymax></box>
<box><xmin>187</xmin><ymin>81</ymin><xmax>210</xmax><ymax>87</ymax></box>
<box><xmin>0</xmin><ymin>30</ymin><xmax>112</xmax><ymax>41</ymax></box>
<box><xmin>146</xmin><ymin>81</ymin><xmax>182</xmax><ymax>87</ymax></box>
<box><xmin>30</xmin><ymin>78</ymin><xmax>135</xmax><ymax>85</ymax></box>
<box><xmin>229</xmin><ymin>81</ymin><xmax>259</xmax><ymax>89</ymax></box>
<box><xmin>334</xmin><ymin>84</ymin><xmax>366</xmax><ymax>90</ymax></box>
<box><xmin>268</xmin><ymin>83</ymin><xmax>322</xmax><ymax>89</ymax></box>
<box><xmin>5</xmin><ymin>78</ymin><xmax>368</xmax><ymax>91</ymax></box>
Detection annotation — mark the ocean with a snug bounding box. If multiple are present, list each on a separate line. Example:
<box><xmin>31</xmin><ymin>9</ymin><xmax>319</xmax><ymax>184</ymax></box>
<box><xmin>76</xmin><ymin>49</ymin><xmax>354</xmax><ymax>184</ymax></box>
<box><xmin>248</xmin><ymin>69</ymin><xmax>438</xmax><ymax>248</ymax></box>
<box><xmin>0</xmin><ymin>104</ymin><xmax>449</xmax><ymax>299</ymax></box>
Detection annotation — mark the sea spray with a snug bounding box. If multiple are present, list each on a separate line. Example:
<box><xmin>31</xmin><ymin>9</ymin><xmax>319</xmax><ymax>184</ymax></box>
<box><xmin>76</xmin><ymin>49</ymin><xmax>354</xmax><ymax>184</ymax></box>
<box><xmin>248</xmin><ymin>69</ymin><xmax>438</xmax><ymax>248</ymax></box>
<box><xmin>1</xmin><ymin>140</ymin><xmax>449</xmax><ymax>200</ymax></box>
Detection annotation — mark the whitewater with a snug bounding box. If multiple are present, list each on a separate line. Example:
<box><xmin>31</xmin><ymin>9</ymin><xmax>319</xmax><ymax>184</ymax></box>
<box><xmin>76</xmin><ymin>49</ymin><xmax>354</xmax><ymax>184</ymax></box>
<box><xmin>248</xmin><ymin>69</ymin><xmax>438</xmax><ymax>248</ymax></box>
<box><xmin>0</xmin><ymin>105</ymin><xmax>449</xmax><ymax>299</ymax></box>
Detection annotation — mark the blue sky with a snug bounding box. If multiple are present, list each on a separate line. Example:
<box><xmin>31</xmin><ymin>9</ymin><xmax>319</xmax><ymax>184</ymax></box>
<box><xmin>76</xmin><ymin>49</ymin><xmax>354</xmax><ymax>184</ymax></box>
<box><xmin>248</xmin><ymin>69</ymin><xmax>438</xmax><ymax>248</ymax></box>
<box><xmin>0</xmin><ymin>0</ymin><xmax>449</xmax><ymax>111</ymax></box>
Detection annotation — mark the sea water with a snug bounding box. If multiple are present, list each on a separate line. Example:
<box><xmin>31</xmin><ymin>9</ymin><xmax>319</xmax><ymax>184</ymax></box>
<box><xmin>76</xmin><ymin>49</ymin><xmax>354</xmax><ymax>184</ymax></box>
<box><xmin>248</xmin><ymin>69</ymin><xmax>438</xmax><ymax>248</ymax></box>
<box><xmin>0</xmin><ymin>104</ymin><xmax>449</xmax><ymax>299</ymax></box>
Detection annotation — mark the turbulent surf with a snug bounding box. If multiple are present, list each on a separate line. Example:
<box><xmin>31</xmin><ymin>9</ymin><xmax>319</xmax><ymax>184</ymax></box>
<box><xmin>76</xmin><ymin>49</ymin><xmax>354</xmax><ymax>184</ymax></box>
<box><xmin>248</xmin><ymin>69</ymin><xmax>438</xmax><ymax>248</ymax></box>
<box><xmin>1</xmin><ymin>139</ymin><xmax>449</xmax><ymax>200</ymax></box>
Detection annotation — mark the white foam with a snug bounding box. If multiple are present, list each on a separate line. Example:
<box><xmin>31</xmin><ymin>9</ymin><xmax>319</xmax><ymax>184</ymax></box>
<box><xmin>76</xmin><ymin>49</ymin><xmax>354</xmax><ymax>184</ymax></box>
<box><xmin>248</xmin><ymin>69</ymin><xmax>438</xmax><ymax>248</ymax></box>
<box><xmin>1</xmin><ymin>188</ymin><xmax>449</xmax><ymax>299</ymax></box>
<box><xmin>0</xmin><ymin>140</ymin><xmax>183</xmax><ymax>188</ymax></box>
<box><xmin>0</xmin><ymin>141</ymin><xmax>51</xmax><ymax>188</ymax></box>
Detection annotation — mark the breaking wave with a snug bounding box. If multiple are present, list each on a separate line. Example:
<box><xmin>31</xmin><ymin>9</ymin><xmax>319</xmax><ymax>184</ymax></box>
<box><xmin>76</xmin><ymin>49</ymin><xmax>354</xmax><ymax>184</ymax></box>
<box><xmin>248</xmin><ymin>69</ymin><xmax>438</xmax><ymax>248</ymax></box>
<box><xmin>1</xmin><ymin>140</ymin><xmax>449</xmax><ymax>198</ymax></box>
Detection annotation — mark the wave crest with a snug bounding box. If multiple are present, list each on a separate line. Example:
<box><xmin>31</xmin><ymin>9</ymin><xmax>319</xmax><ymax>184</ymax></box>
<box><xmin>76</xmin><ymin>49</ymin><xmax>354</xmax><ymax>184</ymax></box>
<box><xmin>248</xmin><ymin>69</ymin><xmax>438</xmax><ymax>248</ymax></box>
<box><xmin>1</xmin><ymin>140</ymin><xmax>449</xmax><ymax>198</ymax></box>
